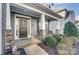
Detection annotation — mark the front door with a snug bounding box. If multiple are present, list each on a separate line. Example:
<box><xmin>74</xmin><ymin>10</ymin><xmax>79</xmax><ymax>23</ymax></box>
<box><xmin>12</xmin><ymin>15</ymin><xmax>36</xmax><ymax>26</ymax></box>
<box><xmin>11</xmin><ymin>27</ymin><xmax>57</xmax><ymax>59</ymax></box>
<box><xmin>15</xmin><ymin>15</ymin><xmax>31</xmax><ymax>40</ymax></box>
<box><xmin>19</xmin><ymin>18</ymin><xmax>27</xmax><ymax>39</ymax></box>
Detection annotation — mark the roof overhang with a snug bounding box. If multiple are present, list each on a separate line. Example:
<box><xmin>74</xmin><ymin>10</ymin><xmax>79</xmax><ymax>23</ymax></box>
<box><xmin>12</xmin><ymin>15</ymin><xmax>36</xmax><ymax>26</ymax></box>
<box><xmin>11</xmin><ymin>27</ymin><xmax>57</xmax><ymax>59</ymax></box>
<box><xmin>45</xmin><ymin>15</ymin><xmax>58</xmax><ymax>21</ymax></box>
<box><xmin>10</xmin><ymin>3</ymin><xmax>41</xmax><ymax>19</ymax></box>
<box><xmin>24</xmin><ymin>3</ymin><xmax>63</xmax><ymax>19</ymax></box>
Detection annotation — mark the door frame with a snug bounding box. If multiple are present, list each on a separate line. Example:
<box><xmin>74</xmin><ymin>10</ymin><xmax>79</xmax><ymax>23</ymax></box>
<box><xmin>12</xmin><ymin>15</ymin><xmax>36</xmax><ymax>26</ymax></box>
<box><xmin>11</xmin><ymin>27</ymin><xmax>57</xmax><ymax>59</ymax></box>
<box><xmin>14</xmin><ymin>14</ymin><xmax>31</xmax><ymax>40</ymax></box>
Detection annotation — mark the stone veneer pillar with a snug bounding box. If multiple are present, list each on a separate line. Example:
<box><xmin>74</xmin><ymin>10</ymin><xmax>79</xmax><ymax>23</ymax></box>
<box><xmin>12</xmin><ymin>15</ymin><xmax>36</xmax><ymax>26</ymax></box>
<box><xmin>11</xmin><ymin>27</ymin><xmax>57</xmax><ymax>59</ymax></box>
<box><xmin>0</xmin><ymin>3</ymin><xmax>12</xmax><ymax>54</ymax></box>
<box><xmin>40</xmin><ymin>14</ymin><xmax>46</xmax><ymax>40</ymax></box>
<box><xmin>5</xmin><ymin>3</ymin><xmax>13</xmax><ymax>54</ymax></box>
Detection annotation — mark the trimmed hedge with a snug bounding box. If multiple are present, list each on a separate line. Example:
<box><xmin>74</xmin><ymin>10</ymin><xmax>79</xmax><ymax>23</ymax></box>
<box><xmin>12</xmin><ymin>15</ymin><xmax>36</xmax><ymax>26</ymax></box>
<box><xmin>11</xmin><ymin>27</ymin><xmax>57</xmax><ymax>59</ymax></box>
<box><xmin>53</xmin><ymin>34</ymin><xmax>64</xmax><ymax>44</ymax></box>
<box><xmin>44</xmin><ymin>36</ymin><xmax>57</xmax><ymax>47</ymax></box>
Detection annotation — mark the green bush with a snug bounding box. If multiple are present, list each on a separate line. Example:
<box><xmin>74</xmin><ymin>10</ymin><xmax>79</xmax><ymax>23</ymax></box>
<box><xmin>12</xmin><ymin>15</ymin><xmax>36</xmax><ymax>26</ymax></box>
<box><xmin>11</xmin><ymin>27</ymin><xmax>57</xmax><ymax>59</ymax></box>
<box><xmin>44</xmin><ymin>36</ymin><xmax>57</xmax><ymax>47</ymax></box>
<box><xmin>53</xmin><ymin>34</ymin><xmax>64</xmax><ymax>44</ymax></box>
<box><xmin>58</xmin><ymin>34</ymin><xmax>65</xmax><ymax>38</ymax></box>
<box><xmin>77</xmin><ymin>31</ymin><xmax>79</xmax><ymax>39</ymax></box>
<box><xmin>64</xmin><ymin>21</ymin><xmax>78</xmax><ymax>37</ymax></box>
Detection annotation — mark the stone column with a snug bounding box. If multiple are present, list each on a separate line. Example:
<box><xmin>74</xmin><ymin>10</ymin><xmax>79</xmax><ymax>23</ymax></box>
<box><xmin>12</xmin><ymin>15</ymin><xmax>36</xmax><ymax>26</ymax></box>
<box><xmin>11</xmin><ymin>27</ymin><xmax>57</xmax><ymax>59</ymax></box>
<box><xmin>40</xmin><ymin>14</ymin><xmax>46</xmax><ymax>40</ymax></box>
<box><xmin>5</xmin><ymin>3</ymin><xmax>13</xmax><ymax>54</ymax></box>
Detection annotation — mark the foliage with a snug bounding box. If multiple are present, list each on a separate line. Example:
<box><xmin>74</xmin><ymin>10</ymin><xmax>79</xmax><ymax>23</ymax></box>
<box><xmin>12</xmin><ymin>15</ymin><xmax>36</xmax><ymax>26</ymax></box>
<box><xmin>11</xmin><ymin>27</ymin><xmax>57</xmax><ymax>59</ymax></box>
<box><xmin>56</xmin><ymin>36</ymin><xmax>77</xmax><ymax>55</ymax></box>
<box><xmin>44</xmin><ymin>36</ymin><xmax>57</xmax><ymax>47</ymax></box>
<box><xmin>64</xmin><ymin>21</ymin><xmax>78</xmax><ymax>37</ymax></box>
<box><xmin>61</xmin><ymin>36</ymin><xmax>77</xmax><ymax>47</ymax></box>
<box><xmin>57</xmin><ymin>43</ymin><xmax>76</xmax><ymax>55</ymax></box>
<box><xmin>53</xmin><ymin>34</ymin><xmax>64</xmax><ymax>44</ymax></box>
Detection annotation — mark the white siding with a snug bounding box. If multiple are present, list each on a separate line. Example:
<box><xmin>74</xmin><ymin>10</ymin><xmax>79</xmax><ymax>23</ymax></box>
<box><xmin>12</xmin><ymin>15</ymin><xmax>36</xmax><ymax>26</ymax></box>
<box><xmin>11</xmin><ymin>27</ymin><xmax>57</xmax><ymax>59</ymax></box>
<box><xmin>59</xmin><ymin>20</ymin><xmax>65</xmax><ymax>34</ymax></box>
<box><xmin>0</xmin><ymin>3</ymin><xmax>2</xmax><ymax>54</ymax></box>
<box><xmin>49</xmin><ymin>21</ymin><xmax>58</xmax><ymax>34</ymax></box>
<box><xmin>31</xmin><ymin>18</ymin><xmax>38</xmax><ymax>37</ymax></box>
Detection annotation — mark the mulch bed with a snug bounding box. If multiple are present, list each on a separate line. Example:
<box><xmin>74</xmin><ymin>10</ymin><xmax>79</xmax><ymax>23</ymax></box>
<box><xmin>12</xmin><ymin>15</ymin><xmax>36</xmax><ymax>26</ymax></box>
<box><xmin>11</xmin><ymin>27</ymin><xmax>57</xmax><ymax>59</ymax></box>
<box><xmin>17</xmin><ymin>48</ymin><xmax>27</xmax><ymax>55</ymax></box>
<box><xmin>38</xmin><ymin>42</ymin><xmax>58</xmax><ymax>55</ymax></box>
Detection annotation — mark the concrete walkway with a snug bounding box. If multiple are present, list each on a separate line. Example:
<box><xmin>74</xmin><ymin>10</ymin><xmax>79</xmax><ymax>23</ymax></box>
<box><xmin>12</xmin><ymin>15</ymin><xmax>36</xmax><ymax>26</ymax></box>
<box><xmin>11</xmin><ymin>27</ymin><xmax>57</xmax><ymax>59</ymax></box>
<box><xmin>17</xmin><ymin>37</ymin><xmax>48</xmax><ymax>55</ymax></box>
<box><xmin>24</xmin><ymin>44</ymin><xmax>48</xmax><ymax>55</ymax></box>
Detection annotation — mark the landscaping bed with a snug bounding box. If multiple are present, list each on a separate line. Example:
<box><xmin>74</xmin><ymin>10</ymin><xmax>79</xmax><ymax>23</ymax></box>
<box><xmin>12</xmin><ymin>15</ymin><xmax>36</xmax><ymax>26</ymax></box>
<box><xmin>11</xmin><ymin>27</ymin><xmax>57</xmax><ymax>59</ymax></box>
<box><xmin>37</xmin><ymin>21</ymin><xmax>79</xmax><ymax>55</ymax></box>
<box><xmin>38</xmin><ymin>42</ymin><xmax>58</xmax><ymax>55</ymax></box>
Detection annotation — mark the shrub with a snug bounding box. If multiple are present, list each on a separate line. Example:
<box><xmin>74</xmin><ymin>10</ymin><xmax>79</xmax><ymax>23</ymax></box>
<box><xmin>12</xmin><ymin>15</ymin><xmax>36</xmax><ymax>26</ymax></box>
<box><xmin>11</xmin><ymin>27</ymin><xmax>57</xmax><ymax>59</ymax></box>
<box><xmin>57</xmin><ymin>43</ymin><xmax>76</xmax><ymax>55</ymax></box>
<box><xmin>77</xmin><ymin>31</ymin><xmax>79</xmax><ymax>39</ymax></box>
<box><xmin>58</xmin><ymin>34</ymin><xmax>65</xmax><ymax>38</ymax></box>
<box><xmin>53</xmin><ymin>34</ymin><xmax>64</xmax><ymax>44</ymax></box>
<box><xmin>44</xmin><ymin>36</ymin><xmax>57</xmax><ymax>47</ymax></box>
<box><xmin>61</xmin><ymin>36</ymin><xmax>77</xmax><ymax>47</ymax></box>
<box><xmin>64</xmin><ymin>21</ymin><xmax>78</xmax><ymax>37</ymax></box>
<box><xmin>57</xmin><ymin>36</ymin><xmax>77</xmax><ymax>55</ymax></box>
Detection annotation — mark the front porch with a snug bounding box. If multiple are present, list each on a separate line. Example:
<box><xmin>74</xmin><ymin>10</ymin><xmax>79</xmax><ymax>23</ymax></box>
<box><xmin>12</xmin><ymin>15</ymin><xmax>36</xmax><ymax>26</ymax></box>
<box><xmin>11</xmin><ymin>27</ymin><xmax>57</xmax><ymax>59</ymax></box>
<box><xmin>15</xmin><ymin>37</ymin><xmax>42</xmax><ymax>48</ymax></box>
<box><xmin>2</xmin><ymin>3</ymin><xmax>63</xmax><ymax>54</ymax></box>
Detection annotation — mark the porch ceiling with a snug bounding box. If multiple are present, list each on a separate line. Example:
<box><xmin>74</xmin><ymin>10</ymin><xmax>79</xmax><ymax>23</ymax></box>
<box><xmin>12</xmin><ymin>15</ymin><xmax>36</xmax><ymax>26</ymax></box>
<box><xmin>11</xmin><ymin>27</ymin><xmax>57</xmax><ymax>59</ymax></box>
<box><xmin>45</xmin><ymin>15</ymin><xmax>58</xmax><ymax>21</ymax></box>
<box><xmin>24</xmin><ymin>3</ymin><xmax>63</xmax><ymax>19</ymax></box>
<box><xmin>10</xmin><ymin>3</ymin><xmax>62</xmax><ymax>21</ymax></box>
<box><xmin>10</xmin><ymin>3</ymin><xmax>41</xmax><ymax>19</ymax></box>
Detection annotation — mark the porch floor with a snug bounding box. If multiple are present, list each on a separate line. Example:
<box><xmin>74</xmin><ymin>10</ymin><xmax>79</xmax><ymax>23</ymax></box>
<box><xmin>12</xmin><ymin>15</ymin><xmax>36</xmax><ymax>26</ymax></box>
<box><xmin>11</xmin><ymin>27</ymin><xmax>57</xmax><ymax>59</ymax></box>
<box><xmin>23</xmin><ymin>37</ymin><xmax>48</xmax><ymax>55</ymax></box>
<box><xmin>15</xmin><ymin>37</ymin><xmax>42</xmax><ymax>48</ymax></box>
<box><xmin>23</xmin><ymin>37</ymin><xmax>42</xmax><ymax>47</ymax></box>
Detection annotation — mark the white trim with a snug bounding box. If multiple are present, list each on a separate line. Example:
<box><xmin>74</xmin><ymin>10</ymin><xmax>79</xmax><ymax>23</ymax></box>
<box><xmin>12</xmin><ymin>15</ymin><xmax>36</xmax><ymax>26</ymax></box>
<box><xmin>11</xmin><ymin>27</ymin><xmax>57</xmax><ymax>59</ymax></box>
<box><xmin>28</xmin><ymin>17</ymin><xmax>31</xmax><ymax>38</ymax></box>
<box><xmin>14</xmin><ymin>14</ymin><xmax>31</xmax><ymax>40</ymax></box>
<box><xmin>41</xmin><ymin>14</ymin><xmax>46</xmax><ymax>30</ymax></box>
<box><xmin>6</xmin><ymin>3</ymin><xmax>11</xmax><ymax>29</ymax></box>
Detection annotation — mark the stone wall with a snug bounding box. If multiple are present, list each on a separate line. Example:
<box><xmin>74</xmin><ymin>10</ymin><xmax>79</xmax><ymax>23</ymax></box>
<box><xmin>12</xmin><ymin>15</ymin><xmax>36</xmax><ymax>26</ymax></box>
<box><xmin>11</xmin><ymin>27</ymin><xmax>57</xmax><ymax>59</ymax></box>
<box><xmin>5</xmin><ymin>29</ymin><xmax>13</xmax><ymax>53</ymax></box>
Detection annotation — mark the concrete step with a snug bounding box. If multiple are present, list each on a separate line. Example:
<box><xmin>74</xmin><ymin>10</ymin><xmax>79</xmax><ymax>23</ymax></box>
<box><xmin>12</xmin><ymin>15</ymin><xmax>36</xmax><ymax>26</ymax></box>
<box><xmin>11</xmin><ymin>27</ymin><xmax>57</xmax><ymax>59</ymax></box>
<box><xmin>24</xmin><ymin>44</ymin><xmax>48</xmax><ymax>55</ymax></box>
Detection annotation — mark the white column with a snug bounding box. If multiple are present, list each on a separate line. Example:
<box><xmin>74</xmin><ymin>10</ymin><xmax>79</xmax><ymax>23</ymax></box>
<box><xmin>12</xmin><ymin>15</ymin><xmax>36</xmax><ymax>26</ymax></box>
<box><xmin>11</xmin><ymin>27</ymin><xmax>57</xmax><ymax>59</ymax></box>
<box><xmin>0</xmin><ymin>3</ymin><xmax>2</xmax><ymax>54</ymax></box>
<box><xmin>27</xmin><ymin>18</ymin><xmax>31</xmax><ymax>38</ymax></box>
<box><xmin>56</xmin><ymin>20</ymin><xmax>60</xmax><ymax>34</ymax></box>
<box><xmin>57</xmin><ymin>20</ymin><xmax>60</xmax><ymax>30</ymax></box>
<box><xmin>6</xmin><ymin>3</ymin><xmax>11</xmax><ymax>29</ymax></box>
<box><xmin>48</xmin><ymin>21</ymin><xmax>50</xmax><ymax>32</ymax></box>
<box><xmin>41</xmin><ymin>14</ymin><xmax>46</xmax><ymax>39</ymax></box>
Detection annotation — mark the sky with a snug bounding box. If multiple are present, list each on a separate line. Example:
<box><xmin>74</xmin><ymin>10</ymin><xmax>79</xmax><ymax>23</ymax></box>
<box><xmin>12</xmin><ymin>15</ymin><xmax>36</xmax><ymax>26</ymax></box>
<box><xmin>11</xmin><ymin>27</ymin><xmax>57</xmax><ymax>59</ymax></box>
<box><xmin>52</xmin><ymin>3</ymin><xmax>79</xmax><ymax>17</ymax></box>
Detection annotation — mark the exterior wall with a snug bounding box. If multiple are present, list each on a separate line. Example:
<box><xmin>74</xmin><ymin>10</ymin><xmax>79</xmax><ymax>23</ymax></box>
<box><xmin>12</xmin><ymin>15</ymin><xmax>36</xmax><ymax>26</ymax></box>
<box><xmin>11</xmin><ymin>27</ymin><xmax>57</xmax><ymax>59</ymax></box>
<box><xmin>2</xmin><ymin>3</ymin><xmax>7</xmax><ymax>54</ymax></box>
<box><xmin>49</xmin><ymin>20</ymin><xmax>58</xmax><ymax>34</ymax></box>
<box><xmin>0</xmin><ymin>3</ymin><xmax>7</xmax><ymax>54</ymax></box>
<box><xmin>31</xmin><ymin>18</ymin><xmax>38</xmax><ymax>37</ymax></box>
<box><xmin>59</xmin><ymin>19</ymin><xmax>65</xmax><ymax>34</ymax></box>
<box><xmin>0</xmin><ymin>3</ymin><xmax>2</xmax><ymax>54</ymax></box>
<box><xmin>48</xmin><ymin>19</ymin><xmax>65</xmax><ymax>34</ymax></box>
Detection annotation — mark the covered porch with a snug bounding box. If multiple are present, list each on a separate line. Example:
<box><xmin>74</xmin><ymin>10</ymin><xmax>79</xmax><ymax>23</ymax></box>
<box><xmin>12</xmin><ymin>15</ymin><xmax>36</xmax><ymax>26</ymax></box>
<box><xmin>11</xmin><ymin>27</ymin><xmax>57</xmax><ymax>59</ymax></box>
<box><xmin>1</xmin><ymin>3</ymin><xmax>63</xmax><ymax>54</ymax></box>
